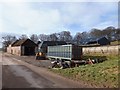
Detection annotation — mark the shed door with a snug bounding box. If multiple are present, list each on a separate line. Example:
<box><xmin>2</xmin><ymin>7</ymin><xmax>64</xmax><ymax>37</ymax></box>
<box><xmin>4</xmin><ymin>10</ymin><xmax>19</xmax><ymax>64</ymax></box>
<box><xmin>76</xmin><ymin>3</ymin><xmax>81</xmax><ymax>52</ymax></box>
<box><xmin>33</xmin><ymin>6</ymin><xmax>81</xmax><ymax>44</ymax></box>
<box><xmin>24</xmin><ymin>47</ymin><xmax>35</xmax><ymax>55</ymax></box>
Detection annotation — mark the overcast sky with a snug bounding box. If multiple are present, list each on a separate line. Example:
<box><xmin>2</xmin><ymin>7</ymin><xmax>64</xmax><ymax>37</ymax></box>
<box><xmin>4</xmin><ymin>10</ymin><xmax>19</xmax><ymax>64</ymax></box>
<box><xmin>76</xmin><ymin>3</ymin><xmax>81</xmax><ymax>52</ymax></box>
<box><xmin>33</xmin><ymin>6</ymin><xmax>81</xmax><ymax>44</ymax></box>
<box><xmin>0</xmin><ymin>1</ymin><xmax>118</xmax><ymax>36</ymax></box>
<box><xmin>0</xmin><ymin>0</ymin><xmax>118</xmax><ymax>37</ymax></box>
<box><xmin>0</xmin><ymin>0</ymin><xmax>118</xmax><ymax>39</ymax></box>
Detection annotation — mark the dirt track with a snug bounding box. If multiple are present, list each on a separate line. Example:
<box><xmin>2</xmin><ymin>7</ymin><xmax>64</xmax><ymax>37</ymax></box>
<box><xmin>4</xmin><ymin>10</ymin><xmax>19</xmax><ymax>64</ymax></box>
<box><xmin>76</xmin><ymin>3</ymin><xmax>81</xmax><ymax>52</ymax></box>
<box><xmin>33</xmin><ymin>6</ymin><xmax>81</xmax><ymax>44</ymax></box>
<box><xmin>4</xmin><ymin>53</ymin><xmax>52</xmax><ymax>68</ymax></box>
<box><xmin>2</xmin><ymin>53</ymin><xmax>91</xmax><ymax>88</ymax></box>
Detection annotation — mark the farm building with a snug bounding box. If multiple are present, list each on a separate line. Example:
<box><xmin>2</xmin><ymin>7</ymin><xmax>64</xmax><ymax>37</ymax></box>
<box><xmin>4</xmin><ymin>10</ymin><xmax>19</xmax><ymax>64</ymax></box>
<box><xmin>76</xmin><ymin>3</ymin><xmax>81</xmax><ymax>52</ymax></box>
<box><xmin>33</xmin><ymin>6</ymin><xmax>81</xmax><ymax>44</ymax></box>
<box><xmin>37</xmin><ymin>41</ymin><xmax>67</xmax><ymax>53</ymax></box>
<box><xmin>7</xmin><ymin>39</ymin><xmax>38</xmax><ymax>56</ymax></box>
<box><xmin>86</xmin><ymin>37</ymin><xmax>110</xmax><ymax>45</ymax></box>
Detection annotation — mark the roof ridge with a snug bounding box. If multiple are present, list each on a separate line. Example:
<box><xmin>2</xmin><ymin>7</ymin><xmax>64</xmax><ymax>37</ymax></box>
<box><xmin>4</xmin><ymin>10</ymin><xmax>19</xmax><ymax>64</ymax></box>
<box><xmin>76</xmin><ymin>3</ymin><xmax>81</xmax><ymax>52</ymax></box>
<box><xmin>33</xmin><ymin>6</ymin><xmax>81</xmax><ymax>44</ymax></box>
<box><xmin>12</xmin><ymin>39</ymin><xmax>28</xmax><ymax>46</ymax></box>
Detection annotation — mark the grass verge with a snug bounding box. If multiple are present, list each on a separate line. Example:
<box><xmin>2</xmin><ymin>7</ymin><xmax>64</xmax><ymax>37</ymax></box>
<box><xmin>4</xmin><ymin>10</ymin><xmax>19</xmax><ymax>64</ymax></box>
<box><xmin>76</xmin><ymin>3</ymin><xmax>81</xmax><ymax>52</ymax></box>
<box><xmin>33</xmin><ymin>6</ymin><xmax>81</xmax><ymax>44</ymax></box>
<box><xmin>50</xmin><ymin>55</ymin><xmax>119</xmax><ymax>88</ymax></box>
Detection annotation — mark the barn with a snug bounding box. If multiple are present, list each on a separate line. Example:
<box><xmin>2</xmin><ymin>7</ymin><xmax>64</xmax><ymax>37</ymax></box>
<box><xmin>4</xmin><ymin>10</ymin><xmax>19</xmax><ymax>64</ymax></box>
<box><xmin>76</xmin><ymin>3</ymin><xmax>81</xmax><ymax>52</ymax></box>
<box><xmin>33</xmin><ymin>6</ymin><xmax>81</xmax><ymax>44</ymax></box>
<box><xmin>7</xmin><ymin>39</ymin><xmax>38</xmax><ymax>56</ymax></box>
<box><xmin>86</xmin><ymin>37</ymin><xmax>110</xmax><ymax>45</ymax></box>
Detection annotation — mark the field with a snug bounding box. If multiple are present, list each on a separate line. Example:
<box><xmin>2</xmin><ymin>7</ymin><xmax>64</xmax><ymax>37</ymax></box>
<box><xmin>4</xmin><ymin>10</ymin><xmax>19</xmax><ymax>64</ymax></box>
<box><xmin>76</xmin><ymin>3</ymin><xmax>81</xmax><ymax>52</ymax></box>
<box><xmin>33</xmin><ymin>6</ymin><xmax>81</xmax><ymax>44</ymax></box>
<box><xmin>51</xmin><ymin>55</ymin><xmax>119</xmax><ymax>88</ymax></box>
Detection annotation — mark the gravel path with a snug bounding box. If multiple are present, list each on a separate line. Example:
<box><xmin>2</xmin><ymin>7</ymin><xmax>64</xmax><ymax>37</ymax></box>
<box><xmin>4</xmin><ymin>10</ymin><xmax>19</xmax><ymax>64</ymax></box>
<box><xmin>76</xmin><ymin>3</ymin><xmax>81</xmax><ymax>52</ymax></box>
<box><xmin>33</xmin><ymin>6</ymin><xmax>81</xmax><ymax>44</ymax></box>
<box><xmin>4</xmin><ymin>53</ymin><xmax>52</xmax><ymax>68</ymax></box>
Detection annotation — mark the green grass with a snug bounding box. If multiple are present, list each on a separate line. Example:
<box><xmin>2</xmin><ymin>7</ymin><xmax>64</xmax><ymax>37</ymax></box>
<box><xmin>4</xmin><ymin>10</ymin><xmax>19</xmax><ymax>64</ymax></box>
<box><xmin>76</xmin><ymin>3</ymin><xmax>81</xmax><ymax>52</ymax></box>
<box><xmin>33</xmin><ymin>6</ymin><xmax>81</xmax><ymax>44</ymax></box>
<box><xmin>50</xmin><ymin>56</ymin><xmax>119</xmax><ymax>88</ymax></box>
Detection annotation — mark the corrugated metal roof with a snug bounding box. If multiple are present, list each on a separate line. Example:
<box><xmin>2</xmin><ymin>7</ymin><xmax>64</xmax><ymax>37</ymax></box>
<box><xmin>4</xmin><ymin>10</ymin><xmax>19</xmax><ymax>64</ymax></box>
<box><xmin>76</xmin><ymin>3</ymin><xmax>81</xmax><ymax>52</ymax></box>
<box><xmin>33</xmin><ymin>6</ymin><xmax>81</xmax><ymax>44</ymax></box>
<box><xmin>38</xmin><ymin>41</ymin><xmax>67</xmax><ymax>48</ymax></box>
<box><xmin>86</xmin><ymin>37</ymin><xmax>109</xmax><ymax>45</ymax></box>
<box><xmin>11</xmin><ymin>40</ymin><xmax>19</xmax><ymax>46</ymax></box>
<box><xmin>13</xmin><ymin>39</ymin><xmax>28</xmax><ymax>46</ymax></box>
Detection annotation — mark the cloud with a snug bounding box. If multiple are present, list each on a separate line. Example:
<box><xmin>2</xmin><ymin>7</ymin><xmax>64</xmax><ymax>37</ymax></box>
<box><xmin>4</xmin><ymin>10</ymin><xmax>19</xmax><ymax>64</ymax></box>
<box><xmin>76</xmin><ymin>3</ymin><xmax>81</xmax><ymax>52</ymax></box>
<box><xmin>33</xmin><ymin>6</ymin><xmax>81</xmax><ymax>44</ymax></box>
<box><xmin>1</xmin><ymin>0</ymin><xmax>119</xmax><ymax>2</ymax></box>
<box><xmin>0</xmin><ymin>3</ymin><xmax>3</xmax><ymax>33</ymax></box>
<box><xmin>56</xmin><ymin>2</ymin><xmax>117</xmax><ymax>33</ymax></box>
<box><xmin>1</xmin><ymin>2</ymin><xmax>118</xmax><ymax>36</ymax></box>
<box><xmin>2</xmin><ymin>2</ymin><xmax>62</xmax><ymax>34</ymax></box>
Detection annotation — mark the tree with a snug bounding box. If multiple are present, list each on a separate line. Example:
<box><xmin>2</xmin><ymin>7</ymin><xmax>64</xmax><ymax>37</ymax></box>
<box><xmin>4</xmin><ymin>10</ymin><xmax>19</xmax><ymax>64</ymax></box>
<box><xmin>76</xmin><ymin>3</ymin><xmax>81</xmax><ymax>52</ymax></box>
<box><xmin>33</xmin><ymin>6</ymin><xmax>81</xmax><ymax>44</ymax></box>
<box><xmin>102</xmin><ymin>26</ymin><xmax>116</xmax><ymax>40</ymax></box>
<box><xmin>74</xmin><ymin>32</ymin><xmax>82</xmax><ymax>45</ymax></box>
<box><xmin>48</xmin><ymin>33</ymin><xmax>58</xmax><ymax>41</ymax></box>
<box><xmin>114</xmin><ymin>28</ymin><xmax>120</xmax><ymax>40</ymax></box>
<box><xmin>58</xmin><ymin>31</ymin><xmax>72</xmax><ymax>42</ymax></box>
<box><xmin>30</xmin><ymin>34</ymin><xmax>38</xmax><ymax>43</ymax></box>
<box><xmin>19</xmin><ymin>34</ymin><xmax>28</xmax><ymax>39</ymax></box>
<box><xmin>81</xmin><ymin>31</ymin><xmax>89</xmax><ymax>39</ymax></box>
<box><xmin>89</xmin><ymin>26</ymin><xmax>118</xmax><ymax>41</ymax></box>
<box><xmin>90</xmin><ymin>29</ymin><xmax>102</xmax><ymax>38</ymax></box>
<box><xmin>2</xmin><ymin>35</ymin><xmax>17</xmax><ymax>51</ymax></box>
<box><xmin>38</xmin><ymin>34</ymin><xmax>49</xmax><ymax>41</ymax></box>
<box><xmin>2</xmin><ymin>35</ymin><xmax>17</xmax><ymax>47</ymax></box>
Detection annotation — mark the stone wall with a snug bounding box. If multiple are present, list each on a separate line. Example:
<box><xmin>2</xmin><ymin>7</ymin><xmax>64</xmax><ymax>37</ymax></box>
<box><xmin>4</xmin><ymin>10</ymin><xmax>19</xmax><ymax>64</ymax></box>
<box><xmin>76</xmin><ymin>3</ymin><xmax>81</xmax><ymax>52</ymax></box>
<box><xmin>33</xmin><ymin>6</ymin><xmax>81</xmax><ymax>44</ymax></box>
<box><xmin>83</xmin><ymin>45</ymin><xmax>119</xmax><ymax>56</ymax></box>
<box><xmin>7</xmin><ymin>46</ymin><xmax>21</xmax><ymax>56</ymax></box>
